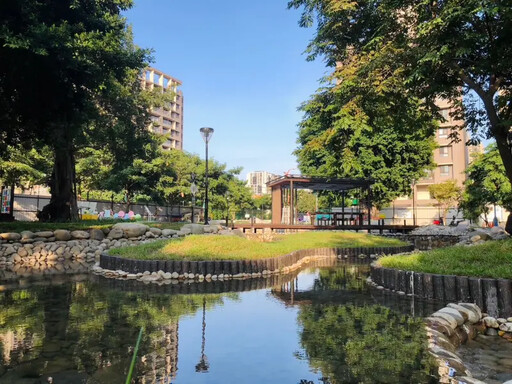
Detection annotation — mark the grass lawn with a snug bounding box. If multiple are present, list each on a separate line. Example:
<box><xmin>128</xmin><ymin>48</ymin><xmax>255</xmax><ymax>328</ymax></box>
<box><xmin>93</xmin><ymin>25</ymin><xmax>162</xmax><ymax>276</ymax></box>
<box><xmin>0</xmin><ymin>220</ymin><xmax>184</xmax><ymax>233</ymax></box>
<box><xmin>378</xmin><ymin>239</ymin><xmax>512</xmax><ymax>279</ymax></box>
<box><xmin>109</xmin><ymin>231</ymin><xmax>407</xmax><ymax>261</ymax></box>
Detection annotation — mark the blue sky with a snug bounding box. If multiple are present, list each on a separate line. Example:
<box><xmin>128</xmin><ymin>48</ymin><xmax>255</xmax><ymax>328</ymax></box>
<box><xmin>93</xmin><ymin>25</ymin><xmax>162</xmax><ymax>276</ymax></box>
<box><xmin>125</xmin><ymin>0</ymin><xmax>327</xmax><ymax>179</ymax></box>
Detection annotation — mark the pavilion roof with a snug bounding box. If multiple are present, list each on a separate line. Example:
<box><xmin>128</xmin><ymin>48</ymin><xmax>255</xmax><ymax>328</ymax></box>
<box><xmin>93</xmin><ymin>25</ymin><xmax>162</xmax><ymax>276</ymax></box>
<box><xmin>267</xmin><ymin>175</ymin><xmax>373</xmax><ymax>191</ymax></box>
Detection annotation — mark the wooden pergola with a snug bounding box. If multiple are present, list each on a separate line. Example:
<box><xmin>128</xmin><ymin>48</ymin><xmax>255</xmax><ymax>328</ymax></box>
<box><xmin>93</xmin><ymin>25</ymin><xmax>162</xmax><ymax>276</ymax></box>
<box><xmin>268</xmin><ymin>175</ymin><xmax>373</xmax><ymax>226</ymax></box>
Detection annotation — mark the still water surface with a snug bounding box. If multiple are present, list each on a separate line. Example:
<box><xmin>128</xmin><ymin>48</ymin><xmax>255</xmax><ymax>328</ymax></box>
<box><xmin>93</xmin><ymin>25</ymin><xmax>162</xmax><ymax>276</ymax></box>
<box><xmin>0</xmin><ymin>260</ymin><xmax>440</xmax><ymax>384</ymax></box>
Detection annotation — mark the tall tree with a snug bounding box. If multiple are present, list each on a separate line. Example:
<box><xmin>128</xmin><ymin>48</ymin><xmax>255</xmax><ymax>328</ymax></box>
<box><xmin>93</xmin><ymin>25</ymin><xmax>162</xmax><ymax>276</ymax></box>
<box><xmin>0</xmin><ymin>0</ymin><xmax>151</xmax><ymax>221</ymax></box>
<box><xmin>289</xmin><ymin>0</ymin><xmax>512</xmax><ymax>192</ymax></box>
<box><xmin>428</xmin><ymin>181</ymin><xmax>462</xmax><ymax>225</ymax></box>
<box><xmin>460</xmin><ymin>144</ymin><xmax>512</xmax><ymax>223</ymax></box>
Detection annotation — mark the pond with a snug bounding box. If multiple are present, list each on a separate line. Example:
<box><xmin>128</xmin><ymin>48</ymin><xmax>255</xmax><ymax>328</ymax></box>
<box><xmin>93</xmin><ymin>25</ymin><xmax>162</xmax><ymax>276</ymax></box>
<box><xmin>0</xmin><ymin>260</ymin><xmax>441</xmax><ymax>384</ymax></box>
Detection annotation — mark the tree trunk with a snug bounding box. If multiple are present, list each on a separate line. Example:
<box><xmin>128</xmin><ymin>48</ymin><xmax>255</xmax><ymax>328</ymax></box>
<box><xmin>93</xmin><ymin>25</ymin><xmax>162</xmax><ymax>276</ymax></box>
<box><xmin>39</xmin><ymin>142</ymin><xmax>78</xmax><ymax>221</ymax></box>
<box><xmin>505</xmin><ymin>212</ymin><xmax>512</xmax><ymax>235</ymax></box>
<box><xmin>494</xmin><ymin>131</ymin><xmax>512</xmax><ymax>187</ymax></box>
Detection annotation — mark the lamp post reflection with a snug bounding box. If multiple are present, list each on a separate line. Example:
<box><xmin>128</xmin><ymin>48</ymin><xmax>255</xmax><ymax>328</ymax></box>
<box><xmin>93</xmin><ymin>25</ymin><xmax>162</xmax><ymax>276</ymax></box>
<box><xmin>195</xmin><ymin>297</ymin><xmax>209</xmax><ymax>373</ymax></box>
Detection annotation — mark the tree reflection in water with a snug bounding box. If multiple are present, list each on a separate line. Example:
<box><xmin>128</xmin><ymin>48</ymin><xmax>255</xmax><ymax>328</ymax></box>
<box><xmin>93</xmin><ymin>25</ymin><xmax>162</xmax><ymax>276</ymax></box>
<box><xmin>0</xmin><ymin>282</ymin><xmax>235</xmax><ymax>383</ymax></box>
<box><xmin>295</xmin><ymin>269</ymin><xmax>438</xmax><ymax>384</ymax></box>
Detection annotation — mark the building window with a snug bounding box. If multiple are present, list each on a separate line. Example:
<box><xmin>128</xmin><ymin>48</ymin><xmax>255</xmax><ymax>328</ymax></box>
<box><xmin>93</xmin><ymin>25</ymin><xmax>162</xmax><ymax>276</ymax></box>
<box><xmin>439</xmin><ymin>128</ymin><xmax>448</xmax><ymax>138</ymax></box>
<box><xmin>439</xmin><ymin>165</ymin><xmax>452</xmax><ymax>177</ymax></box>
<box><xmin>439</xmin><ymin>146</ymin><xmax>451</xmax><ymax>157</ymax></box>
<box><xmin>440</xmin><ymin>109</ymin><xmax>450</xmax><ymax>121</ymax></box>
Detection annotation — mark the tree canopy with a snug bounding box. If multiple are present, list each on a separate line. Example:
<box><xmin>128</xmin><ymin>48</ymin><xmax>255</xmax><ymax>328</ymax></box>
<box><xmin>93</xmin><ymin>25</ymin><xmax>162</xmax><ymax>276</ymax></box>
<box><xmin>289</xmin><ymin>0</ymin><xmax>512</xmax><ymax>191</ymax></box>
<box><xmin>460</xmin><ymin>144</ymin><xmax>512</xmax><ymax>222</ymax></box>
<box><xmin>0</xmin><ymin>0</ymin><xmax>152</xmax><ymax>221</ymax></box>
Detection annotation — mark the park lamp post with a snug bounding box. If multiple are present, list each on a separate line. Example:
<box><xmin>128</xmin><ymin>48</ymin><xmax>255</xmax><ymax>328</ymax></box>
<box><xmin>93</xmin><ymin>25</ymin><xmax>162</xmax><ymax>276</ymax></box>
<box><xmin>200</xmin><ymin>127</ymin><xmax>214</xmax><ymax>225</ymax></box>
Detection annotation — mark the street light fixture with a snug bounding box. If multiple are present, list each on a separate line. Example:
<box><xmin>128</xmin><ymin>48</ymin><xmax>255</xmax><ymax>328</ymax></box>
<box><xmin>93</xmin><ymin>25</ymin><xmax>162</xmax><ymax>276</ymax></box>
<box><xmin>200</xmin><ymin>127</ymin><xmax>214</xmax><ymax>225</ymax></box>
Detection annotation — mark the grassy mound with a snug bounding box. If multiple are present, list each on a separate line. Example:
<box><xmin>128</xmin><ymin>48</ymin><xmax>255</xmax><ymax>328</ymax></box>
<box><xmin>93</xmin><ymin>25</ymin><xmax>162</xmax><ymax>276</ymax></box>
<box><xmin>378</xmin><ymin>239</ymin><xmax>512</xmax><ymax>279</ymax></box>
<box><xmin>109</xmin><ymin>231</ymin><xmax>406</xmax><ymax>261</ymax></box>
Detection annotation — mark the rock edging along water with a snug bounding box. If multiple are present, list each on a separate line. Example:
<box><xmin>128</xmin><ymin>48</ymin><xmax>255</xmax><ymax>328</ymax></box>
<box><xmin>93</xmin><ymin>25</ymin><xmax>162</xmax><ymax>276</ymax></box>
<box><xmin>0</xmin><ymin>223</ymin><xmax>229</xmax><ymax>269</ymax></box>
<box><xmin>425</xmin><ymin>303</ymin><xmax>512</xmax><ymax>384</ymax></box>
<box><xmin>97</xmin><ymin>244</ymin><xmax>415</xmax><ymax>283</ymax></box>
<box><xmin>370</xmin><ymin>264</ymin><xmax>512</xmax><ymax>317</ymax></box>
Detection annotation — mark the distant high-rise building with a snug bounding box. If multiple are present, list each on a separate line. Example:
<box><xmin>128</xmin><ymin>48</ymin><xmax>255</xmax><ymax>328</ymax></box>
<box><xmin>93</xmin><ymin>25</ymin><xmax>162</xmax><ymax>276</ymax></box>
<box><xmin>246</xmin><ymin>171</ymin><xmax>277</xmax><ymax>195</ymax></box>
<box><xmin>141</xmin><ymin>67</ymin><xmax>184</xmax><ymax>150</ymax></box>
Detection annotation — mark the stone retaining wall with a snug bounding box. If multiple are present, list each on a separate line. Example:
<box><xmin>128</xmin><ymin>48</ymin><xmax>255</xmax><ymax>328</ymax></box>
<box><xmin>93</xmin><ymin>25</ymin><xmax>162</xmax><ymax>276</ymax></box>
<box><xmin>370</xmin><ymin>264</ymin><xmax>512</xmax><ymax>317</ymax></box>
<box><xmin>97</xmin><ymin>244</ymin><xmax>415</xmax><ymax>283</ymax></box>
<box><xmin>381</xmin><ymin>234</ymin><xmax>462</xmax><ymax>250</ymax></box>
<box><xmin>426</xmin><ymin>303</ymin><xmax>512</xmax><ymax>384</ymax></box>
<box><xmin>0</xmin><ymin>223</ymin><xmax>219</xmax><ymax>270</ymax></box>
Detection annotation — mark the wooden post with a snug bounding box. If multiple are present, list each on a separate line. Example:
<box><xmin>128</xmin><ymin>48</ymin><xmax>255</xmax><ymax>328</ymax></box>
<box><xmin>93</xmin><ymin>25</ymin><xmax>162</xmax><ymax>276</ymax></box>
<box><xmin>290</xmin><ymin>180</ymin><xmax>294</xmax><ymax>225</ymax></box>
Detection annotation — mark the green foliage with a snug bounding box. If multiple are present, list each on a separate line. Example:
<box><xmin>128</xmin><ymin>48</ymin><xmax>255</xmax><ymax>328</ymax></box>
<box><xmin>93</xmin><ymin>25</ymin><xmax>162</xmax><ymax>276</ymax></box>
<box><xmin>110</xmin><ymin>231</ymin><xmax>406</xmax><ymax>261</ymax></box>
<box><xmin>289</xmin><ymin>0</ymin><xmax>512</xmax><ymax>185</ymax></box>
<box><xmin>0</xmin><ymin>145</ymin><xmax>52</xmax><ymax>188</ymax></box>
<box><xmin>297</xmin><ymin>303</ymin><xmax>436</xmax><ymax>383</ymax></box>
<box><xmin>296</xmin><ymin>190</ymin><xmax>317</xmax><ymax>213</ymax></box>
<box><xmin>378</xmin><ymin>239</ymin><xmax>512</xmax><ymax>279</ymax></box>
<box><xmin>292</xmin><ymin>44</ymin><xmax>437</xmax><ymax>207</ymax></box>
<box><xmin>0</xmin><ymin>0</ymin><xmax>153</xmax><ymax>220</ymax></box>
<box><xmin>460</xmin><ymin>145</ymin><xmax>512</xmax><ymax>222</ymax></box>
<box><xmin>428</xmin><ymin>181</ymin><xmax>462</xmax><ymax>223</ymax></box>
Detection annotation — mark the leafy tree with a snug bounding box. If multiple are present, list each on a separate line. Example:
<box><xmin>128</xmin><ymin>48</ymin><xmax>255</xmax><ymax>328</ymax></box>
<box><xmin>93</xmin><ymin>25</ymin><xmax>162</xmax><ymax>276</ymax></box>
<box><xmin>289</xmin><ymin>0</ymin><xmax>512</xmax><ymax>219</ymax></box>
<box><xmin>460</xmin><ymin>145</ymin><xmax>512</xmax><ymax>223</ymax></box>
<box><xmin>253</xmin><ymin>194</ymin><xmax>272</xmax><ymax>211</ymax></box>
<box><xmin>0</xmin><ymin>0</ymin><xmax>152</xmax><ymax>221</ymax></box>
<box><xmin>428</xmin><ymin>181</ymin><xmax>462</xmax><ymax>224</ymax></box>
<box><xmin>296</xmin><ymin>190</ymin><xmax>316</xmax><ymax>213</ymax></box>
<box><xmin>294</xmin><ymin>77</ymin><xmax>436</xmax><ymax>208</ymax></box>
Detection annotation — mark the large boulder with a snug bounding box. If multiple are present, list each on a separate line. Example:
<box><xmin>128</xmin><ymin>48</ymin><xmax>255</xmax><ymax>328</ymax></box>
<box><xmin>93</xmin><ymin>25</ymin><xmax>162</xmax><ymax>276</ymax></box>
<box><xmin>71</xmin><ymin>230</ymin><xmax>90</xmax><ymax>240</ymax></box>
<box><xmin>20</xmin><ymin>231</ymin><xmax>35</xmax><ymax>240</ymax></box>
<box><xmin>107</xmin><ymin>228</ymin><xmax>124</xmax><ymax>239</ymax></box>
<box><xmin>112</xmin><ymin>223</ymin><xmax>149</xmax><ymax>238</ymax></box>
<box><xmin>89</xmin><ymin>229</ymin><xmax>105</xmax><ymax>241</ymax></box>
<box><xmin>149</xmin><ymin>227</ymin><xmax>162</xmax><ymax>236</ymax></box>
<box><xmin>162</xmin><ymin>229</ymin><xmax>178</xmax><ymax>237</ymax></box>
<box><xmin>54</xmin><ymin>230</ymin><xmax>71</xmax><ymax>241</ymax></box>
<box><xmin>1</xmin><ymin>232</ymin><xmax>21</xmax><ymax>241</ymax></box>
<box><xmin>181</xmin><ymin>224</ymin><xmax>204</xmax><ymax>235</ymax></box>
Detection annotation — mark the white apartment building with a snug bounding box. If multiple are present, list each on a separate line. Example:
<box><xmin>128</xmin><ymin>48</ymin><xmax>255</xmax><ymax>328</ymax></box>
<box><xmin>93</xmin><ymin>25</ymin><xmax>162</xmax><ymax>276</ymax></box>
<box><xmin>246</xmin><ymin>171</ymin><xmax>277</xmax><ymax>196</ymax></box>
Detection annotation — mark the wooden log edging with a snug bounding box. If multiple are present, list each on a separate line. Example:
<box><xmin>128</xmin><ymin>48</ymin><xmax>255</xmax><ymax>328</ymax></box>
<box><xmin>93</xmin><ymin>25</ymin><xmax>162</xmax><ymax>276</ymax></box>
<box><xmin>96</xmin><ymin>244</ymin><xmax>414</xmax><ymax>283</ymax></box>
<box><xmin>370</xmin><ymin>264</ymin><xmax>512</xmax><ymax>317</ymax></box>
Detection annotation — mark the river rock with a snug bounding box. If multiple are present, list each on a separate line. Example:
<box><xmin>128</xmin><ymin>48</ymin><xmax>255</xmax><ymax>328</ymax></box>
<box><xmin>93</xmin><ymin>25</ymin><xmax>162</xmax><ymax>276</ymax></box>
<box><xmin>53</xmin><ymin>230</ymin><xmax>71</xmax><ymax>241</ymax></box>
<box><xmin>34</xmin><ymin>231</ymin><xmax>54</xmax><ymax>238</ymax></box>
<box><xmin>112</xmin><ymin>223</ymin><xmax>149</xmax><ymax>238</ymax></box>
<box><xmin>483</xmin><ymin>316</ymin><xmax>499</xmax><ymax>328</ymax></box>
<box><xmin>145</xmin><ymin>231</ymin><xmax>156</xmax><ymax>238</ymax></box>
<box><xmin>458</xmin><ymin>303</ymin><xmax>482</xmax><ymax>321</ymax></box>
<box><xmin>431</xmin><ymin>312</ymin><xmax>458</xmax><ymax>329</ymax></box>
<box><xmin>437</xmin><ymin>307</ymin><xmax>466</xmax><ymax>325</ymax></box>
<box><xmin>447</xmin><ymin>303</ymin><xmax>479</xmax><ymax>323</ymax></box>
<box><xmin>204</xmin><ymin>225</ymin><xmax>219</xmax><ymax>234</ymax></box>
<box><xmin>17</xmin><ymin>248</ymin><xmax>28</xmax><ymax>257</ymax></box>
<box><xmin>20</xmin><ymin>231</ymin><xmax>35</xmax><ymax>240</ymax></box>
<box><xmin>89</xmin><ymin>229</ymin><xmax>105</xmax><ymax>241</ymax></box>
<box><xmin>499</xmin><ymin>323</ymin><xmax>512</xmax><ymax>332</ymax></box>
<box><xmin>162</xmin><ymin>229</ymin><xmax>177</xmax><ymax>237</ymax></box>
<box><xmin>177</xmin><ymin>228</ymin><xmax>192</xmax><ymax>236</ymax></box>
<box><xmin>70</xmin><ymin>230</ymin><xmax>89</xmax><ymax>240</ymax></box>
<box><xmin>149</xmin><ymin>227</ymin><xmax>162</xmax><ymax>236</ymax></box>
<box><xmin>107</xmin><ymin>228</ymin><xmax>124</xmax><ymax>239</ymax></box>
<box><xmin>0</xmin><ymin>232</ymin><xmax>21</xmax><ymax>241</ymax></box>
<box><xmin>181</xmin><ymin>223</ymin><xmax>204</xmax><ymax>235</ymax></box>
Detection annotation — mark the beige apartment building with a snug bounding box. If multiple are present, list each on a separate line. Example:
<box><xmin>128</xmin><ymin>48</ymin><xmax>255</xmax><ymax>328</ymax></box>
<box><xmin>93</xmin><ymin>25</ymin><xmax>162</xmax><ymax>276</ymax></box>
<box><xmin>246</xmin><ymin>171</ymin><xmax>277</xmax><ymax>196</ymax></box>
<box><xmin>141</xmin><ymin>67</ymin><xmax>184</xmax><ymax>150</ymax></box>
<box><xmin>386</xmin><ymin>98</ymin><xmax>481</xmax><ymax>224</ymax></box>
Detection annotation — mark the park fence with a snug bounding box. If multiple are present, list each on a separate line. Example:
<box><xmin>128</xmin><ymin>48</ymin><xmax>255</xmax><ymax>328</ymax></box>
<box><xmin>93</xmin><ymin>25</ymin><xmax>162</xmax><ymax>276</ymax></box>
<box><xmin>12</xmin><ymin>193</ymin><xmax>203</xmax><ymax>222</ymax></box>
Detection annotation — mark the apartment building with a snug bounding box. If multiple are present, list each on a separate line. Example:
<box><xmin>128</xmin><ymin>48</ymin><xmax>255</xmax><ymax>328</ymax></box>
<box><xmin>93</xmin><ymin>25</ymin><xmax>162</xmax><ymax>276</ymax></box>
<box><xmin>141</xmin><ymin>67</ymin><xmax>184</xmax><ymax>150</ymax></box>
<box><xmin>388</xmin><ymin>98</ymin><xmax>482</xmax><ymax>224</ymax></box>
<box><xmin>246</xmin><ymin>171</ymin><xmax>277</xmax><ymax>196</ymax></box>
